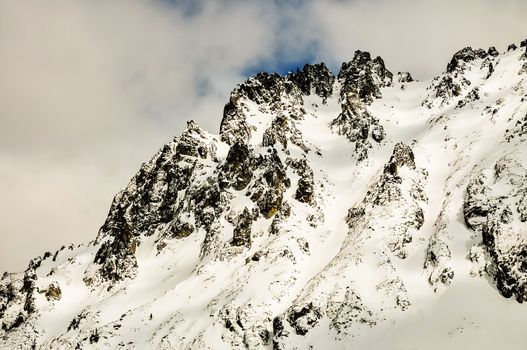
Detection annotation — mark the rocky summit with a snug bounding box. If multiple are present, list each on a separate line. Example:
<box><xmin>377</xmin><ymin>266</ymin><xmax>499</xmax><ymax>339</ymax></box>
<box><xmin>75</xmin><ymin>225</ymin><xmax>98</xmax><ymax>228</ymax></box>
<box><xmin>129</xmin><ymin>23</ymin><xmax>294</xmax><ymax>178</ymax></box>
<box><xmin>2</xmin><ymin>41</ymin><xmax>527</xmax><ymax>349</ymax></box>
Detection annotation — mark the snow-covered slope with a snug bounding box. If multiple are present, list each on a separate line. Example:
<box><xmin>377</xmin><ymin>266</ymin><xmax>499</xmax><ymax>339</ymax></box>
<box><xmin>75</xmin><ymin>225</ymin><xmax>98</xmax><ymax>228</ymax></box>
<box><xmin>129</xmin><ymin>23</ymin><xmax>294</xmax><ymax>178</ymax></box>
<box><xmin>2</xmin><ymin>41</ymin><xmax>527</xmax><ymax>350</ymax></box>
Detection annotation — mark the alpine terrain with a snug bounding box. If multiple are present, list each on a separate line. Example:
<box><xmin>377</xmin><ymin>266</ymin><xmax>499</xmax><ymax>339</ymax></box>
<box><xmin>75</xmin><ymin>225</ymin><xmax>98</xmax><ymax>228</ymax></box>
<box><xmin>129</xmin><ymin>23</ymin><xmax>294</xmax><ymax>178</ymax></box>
<box><xmin>3</xmin><ymin>40</ymin><xmax>527</xmax><ymax>349</ymax></box>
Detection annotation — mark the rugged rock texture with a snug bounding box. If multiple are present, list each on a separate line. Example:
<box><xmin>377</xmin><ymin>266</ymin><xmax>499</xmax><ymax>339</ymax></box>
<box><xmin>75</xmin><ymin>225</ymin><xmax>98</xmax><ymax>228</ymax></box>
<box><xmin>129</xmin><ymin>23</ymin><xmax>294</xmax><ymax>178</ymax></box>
<box><xmin>328</xmin><ymin>52</ymin><xmax>393</xmax><ymax>161</ymax></box>
<box><xmin>330</xmin><ymin>91</ymin><xmax>385</xmax><ymax>161</ymax></box>
<box><xmin>447</xmin><ymin>47</ymin><xmax>488</xmax><ymax>73</ymax></box>
<box><xmin>464</xmin><ymin>157</ymin><xmax>527</xmax><ymax>302</ymax></box>
<box><xmin>288</xmin><ymin>63</ymin><xmax>336</xmax><ymax>100</ymax></box>
<box><xmin>338</xmin><ymin>50</ymin><xmax>393</xmax><ymax>103</ymax></box>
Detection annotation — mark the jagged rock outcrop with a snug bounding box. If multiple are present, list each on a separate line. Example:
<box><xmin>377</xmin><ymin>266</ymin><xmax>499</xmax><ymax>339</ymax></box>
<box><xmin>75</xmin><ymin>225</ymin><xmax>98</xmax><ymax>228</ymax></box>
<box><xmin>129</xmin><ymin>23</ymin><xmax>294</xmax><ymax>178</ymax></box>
<box><xmin>488</xmin><ymin>46</ymin><xmax>499</xmax><ymax>57</ymax></box>
<box><xmin>288</xmin><ymin>63</ymin><xmax>335</xmax><ymax>100</ymax></box>
<box><xmin>220</xmin><ymin>64</ymin><xmax>335</xmax><ymax>146</ymax></box>
<box><xmin>447</xmin><ymin>47</ymin><xmax>488</xmax><ymax>74</ymax></box>
<box><xmin>330</xmin><ymin>91</ymin><xmax>386</xmax><ymax>161</ymax></box>
<box><xmin>86</xmin><ymin>120</ymin><xmax>219</xmax><ymax>284</ymax></box>
<box><xmin>326</xmin><ymin>50</ymin><xmax>395</xmax><ymax>161</ymax></box>
<box><xmin>464</xmin><ymin>157</ymin><xmax>527</xmax><ymax>302</ymax></box>
<box><xmin>338</xmin><ymin>50</ymin><xmax>393</xmax><ymax>103</ymax></box>
<box><xmin>397</xmin><ymin>71</ymin><xmax>414</xmax><ymax>83</ymax></box>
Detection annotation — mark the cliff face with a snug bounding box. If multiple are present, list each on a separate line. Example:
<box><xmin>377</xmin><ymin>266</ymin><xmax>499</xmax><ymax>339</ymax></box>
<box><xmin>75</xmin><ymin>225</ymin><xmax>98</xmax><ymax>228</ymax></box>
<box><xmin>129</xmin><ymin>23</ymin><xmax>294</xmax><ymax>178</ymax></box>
<box><xmin>2</xmin><ymin>41</ymin><xmax>527</xmax><ymax>349</ymax></box>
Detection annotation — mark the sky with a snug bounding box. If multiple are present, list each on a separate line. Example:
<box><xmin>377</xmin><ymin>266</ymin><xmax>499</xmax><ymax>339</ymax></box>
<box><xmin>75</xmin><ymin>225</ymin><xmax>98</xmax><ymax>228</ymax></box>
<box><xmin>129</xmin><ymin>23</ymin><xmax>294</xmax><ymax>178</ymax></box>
<box><xmin>1</xmin><ymin>0</ymin><xmax>526</xmax><ymax>272</ymax></box>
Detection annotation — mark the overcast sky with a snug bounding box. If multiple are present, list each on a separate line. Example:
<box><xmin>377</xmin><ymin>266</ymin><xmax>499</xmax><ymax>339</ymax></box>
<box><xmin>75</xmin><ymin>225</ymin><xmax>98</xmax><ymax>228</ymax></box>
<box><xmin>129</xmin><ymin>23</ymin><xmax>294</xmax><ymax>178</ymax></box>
<box><xmin>1</xmin><ymin>0</ymin><xmax>526</xmax><ymax>272</ymax></box>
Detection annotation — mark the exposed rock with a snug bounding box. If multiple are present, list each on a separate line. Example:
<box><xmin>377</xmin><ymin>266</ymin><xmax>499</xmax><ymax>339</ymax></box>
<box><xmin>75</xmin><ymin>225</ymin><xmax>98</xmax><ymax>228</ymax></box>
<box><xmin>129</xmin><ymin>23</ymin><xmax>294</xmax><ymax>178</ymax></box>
<box><xmin>286</xmin><ymin>158</ymin><xmax>315</xmax><ymax>205</ymax></box>
<box><xmin>464</xmin><ymin>157</ymin><xmax>527</xmax><ymax>302</ymax></box>
<box><xmin>423</xmin><ymin>74</ymin><xmax>472</xmax><ymax>108</ymax></box>
<box><xmin>220</xmin><ymin>141</ymin><xmax>254</xmax><ymax>190</ymax></box>
<box><xmin>231</xmin><ymin>208</ymin><xmax>253</xmax><ymax>247</ymax></box>
<box><xmin>447</xmin><ymin>47</ymin><xmax>488</xmax><ymax>73</ymax></box>
<box><xmin>44</xmin><ymin>283</ymin><xmax>61</xmax><ymax>301</ymax></box>
<box><xmin>288</xmin><ymin>63</ymin><xmax>336</xmax><ymax>100</ymax></box>
<box><xmin>285</xmin><ymin>302</ymin><xmax>322</xmax><ymax>336</ymax></box>
<box><xmin>488</xmin><ymin>46</ymin><xmax>499</xmax><ymax>57</ymax></box>
<box><xmin>388</xmin><ymin>142</ymin><xmax>416</xmax><ymax>170</ymax></box>
<box><xmin>220</xmin><ymin>65</ymin><xmax>336</xmax><ymax>146</ymax></box>
<box><xmin>487</xmin><ymin>62</ymin><xmax>495</xmax><ymax>79</ymax></box>
<box><xmin>220</xmin><ymin>72</ymin><xmax>301</xmax><ymax>145</ymax></box>
<box><xmin>457</xmin><ymin>87</ymin><xmax>480</xmax><ymax>108</ymax></box>
<box><xmin>167</xmin><ymin>220</ymin><xmax>195</xmax><ymax>239</ymax></box>
<box><xmin>397</xmin><ymin>71</ymin><xmax>414</xmax><ymax>83</ymax></box>
<box><xmin>338</xmin><ymin>50</ymin><xmax>393</xmax><ymax>103</ymax></box>
<box><xmin>425</xmin><ymin>233</ymin><xmax>454</xmax><ymax>288</ymax></box>
<box><xmin>330</xmin><ymin>91</ymin><xmax>384</xmax><ymax>161</ymax></box>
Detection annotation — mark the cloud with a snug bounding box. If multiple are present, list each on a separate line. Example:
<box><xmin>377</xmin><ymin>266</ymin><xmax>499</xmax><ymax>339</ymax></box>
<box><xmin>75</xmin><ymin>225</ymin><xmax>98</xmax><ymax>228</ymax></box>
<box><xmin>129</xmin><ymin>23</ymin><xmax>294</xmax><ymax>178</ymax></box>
<box><xmin>0</xmin><ymin>0</ymin><xmax>525</xmax><ymax>271</ymax></box>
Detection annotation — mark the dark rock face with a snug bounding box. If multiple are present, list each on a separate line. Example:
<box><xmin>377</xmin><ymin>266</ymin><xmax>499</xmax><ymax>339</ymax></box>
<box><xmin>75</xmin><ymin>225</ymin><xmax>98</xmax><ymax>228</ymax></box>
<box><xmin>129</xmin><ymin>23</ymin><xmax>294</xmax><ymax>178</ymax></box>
<box><xmin>231</xmin><ymin>208</ymin><xmax>253</xmax><ymax>247</ymax></box>
<box><xmin>505</xmin><ymin>113</ymin><xmax>527</xmax><ymax>141</ymax></box>
<box><xmin>447</xmin><ymin>47</ymin><xmax>488</xmax><ymax>73</ymax></box>
<box><xmin>397</xmin><ymin>72</ymin><xmax>414</xmax><ymax>83</ymax></box>
<box><xmin>423</xmin><ymin>74</ymin><xmax>472</xmax><ymax>108</ymax></box>
<box><xmin>220</xmin><ymin>64</ymin><xmax>335</xmax><ymax>146</ymax></box>
<box><xmin>464</xmin><ymin>157</ymin><xmax>527</xmax><ymax>303</ymax></box>
<box><xmin>486</xmin><ymin>62</ymin><xmax>495</xmax><ymax>79</ymax></box>
<box><xmin>237</xmin><ymin>72</ymin><xmax>290</xmax><ymax>106</ymax></box>
<box><xmin>488</xmin><ymin>46</ymin><xmax>499</xmax><ymax>57</ymax></box>
<box><xmin>90</xmin><ymin>121</ymin><xmax>217</xmax><ymax>283</ymax></box>
<box><xmin>330</xmin><ymin>91</ymin><xmax>385</xmax><ymax>161</ymax></box>
<box><xmin>286</xmin><ymin>302</ymin><xmax>322</xmax><ymax>336</ymax></box>
<box><xmin>358</xmin><ymin>142</ymin><xmax>426</xmax><ymax>258</ymax></box>
<box><xmin>44</xmin><ymin>283</ymin><xmax>61</xmax><ymax>301</ymax></box>
<box><xmin>262</xmin><ymin>115</ymin><xmax>291</xmax><ymax>150</ymax></box>
<box><xmin>508</xmin><ymin>43</ymin><xmax>518</xmax><ymax>51</ymax></box>
<box><xmin>220</xmin><ymin>142</ymin><xmax>254</xmax><ymax>190</ymax></box>
<box><xmin>167</xmin><ymin>220</ymin><xmax>195</xmax><ymax>239</ymax></box>
<box><xmin>521</xmin><ymin>39</ymin><xmax>527</xmax><ymax>48</ymax></box>
<box><xmin>288</xmin><ymin>63</ymin><xmax>336</xmax><ymax>100</ymax></box>
<box><xmin>99</xmin><ymin>121</ymin><xmax>210</xmax><ymax>239</ymax></box>
<box><xmin>286</xmin><ymin>158</ymin><xmax>315</xmax><ymax>205</ymax></box>
<box><xmin>422</xmin><ymin>46</ymin><xmax>492</xmax><ymax>108</ymax></box>
<box><xmin>388</xmin><ymin>142</ymin><xmax>416</xmax><ymax>170</ymax></box>
<box><xmin>0</xmin><ymin>269</ymin><xmax>38</xmax><ymax>335</ymax></box>
<box><xmin>338</xmin><ymin>50</ymin><xmax>393</xmax><ymax>103</ymax></box>
<box><xmin>457</xmin><ymin>87</ymin><xmax>480</xmax><ymax>108</ymax></box>
<box><xmin>220</xmin><ymin>94</ymin><xmax>253</xmax><ymax>146</ymax></box>
<box><xmin>220</xmin><ymin>72</ymin><xmax>301</xmax><ymax>145</ymax></box>
<box><xmin>424</xmin><ymin>228</ymin><xmax>454</xmax><ymax>289</ymax></box>
<box><xmin>253</xmin><ymin>151</ymin><xmax>290</xmax><ymax>219</ymax></box>
<box><xmin>435</xmin><ymin>76</ymin><xmax>462</xmax><ymax>98</ymax></box>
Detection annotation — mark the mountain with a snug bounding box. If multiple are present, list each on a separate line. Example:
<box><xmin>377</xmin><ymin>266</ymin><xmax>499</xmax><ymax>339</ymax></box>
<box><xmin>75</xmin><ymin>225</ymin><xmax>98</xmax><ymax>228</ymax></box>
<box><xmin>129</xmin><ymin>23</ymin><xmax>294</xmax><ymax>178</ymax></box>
<box><xmin>2</xmin><ymin>40</ymin><xmax>527</xmax><ymax>349</ymax></box>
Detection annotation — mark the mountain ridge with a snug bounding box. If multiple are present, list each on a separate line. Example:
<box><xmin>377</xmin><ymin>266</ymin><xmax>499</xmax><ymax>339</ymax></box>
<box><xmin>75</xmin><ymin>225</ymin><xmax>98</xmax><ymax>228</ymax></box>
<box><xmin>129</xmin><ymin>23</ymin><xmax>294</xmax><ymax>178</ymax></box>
<box><xmin>2</xmin><ymin>40</ymin><xmax>527</xmax><ymax>349</ymax></box>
